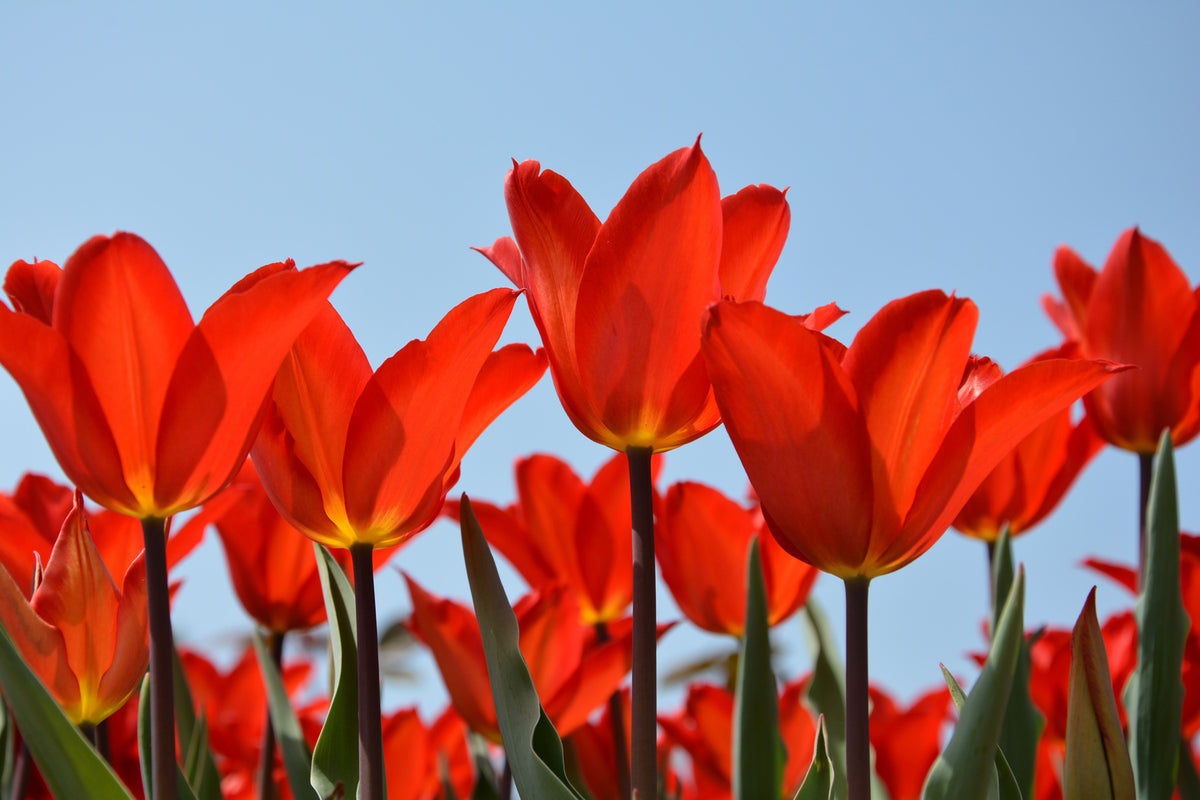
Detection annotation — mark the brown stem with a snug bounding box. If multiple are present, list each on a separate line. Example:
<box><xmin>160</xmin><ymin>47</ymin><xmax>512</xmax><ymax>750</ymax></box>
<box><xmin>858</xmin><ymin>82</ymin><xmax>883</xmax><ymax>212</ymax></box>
<box><xmin>498</xmin><ymin>757</ymin><xmax>513</xmax><ymax>800</ymax></box>
<box><xmin>626</xmin><ymin>446</ymin><xmax>657</xmax><ymax>799</ymax></box>
<box><xmin>351</xmin><ymin>544</ymin><xmax>383</xmax><ymax>800</ymax></box>
<box><xmin>844</xmin><ymin>578</ymin><xmax>871</xmax><ymax>800</ymax></box>
<box><xmin>142</xmin><ymin>516</ymin><xmax>177</xmax><ymax>800</ymax></box>
<box><xmin>1139</xmin><ymin>451</ymin><xmax>1154</xmax><ymax>589</ymax></box>
<box><xmin>256</xmin><ymin>630</ymin><xmax>286</xmax><ymax>800</ymax></box>
<box><xmin>595</xmin><ymin>622</ymin><xmax>631</xmax><ymax>800</ymax></box>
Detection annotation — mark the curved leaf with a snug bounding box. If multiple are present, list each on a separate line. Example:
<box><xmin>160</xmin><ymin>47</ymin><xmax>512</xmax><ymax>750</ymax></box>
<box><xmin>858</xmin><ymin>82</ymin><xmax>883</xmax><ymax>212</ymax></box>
<box><xmin>254</xmin><ymin>632</ymin><xmax>316</xmax><ymax>799</ymax></box>
<box><xmin>734</xmin><ymin>538</ymin><xmax>783</xmax><ymax>799</ymax></box>
<box><xmin>792</xmin><ymin>715</ymin><xmax>834</xmax><ymax>800</ymax></box>
<box><xmin>0</xmin><ymin>620</ymin><xmax>135</xmax><ymax>799</ymax></box>
<box><xmin>459</xmin><ymin>495</ymin><xmax>586</xmax><ymax>800</ymax></box>
<box><xmin>312</xmin><ymin>543</ymin><xmax>359</xmax><ymax>799</ymax></box>
<box><xmin>801</xmin><ymin>600</ymin><xmax>849</xmax><ymax>800</ymax></box>
<box><xmin>923</xmin><ymin>569</ymin><xmax>1025</xmax><ymax>800</ymax></box>
<box><xmin>171</xmin><ymin>649</ymin><xmax>223</xmax><ymax>800</ymax></box>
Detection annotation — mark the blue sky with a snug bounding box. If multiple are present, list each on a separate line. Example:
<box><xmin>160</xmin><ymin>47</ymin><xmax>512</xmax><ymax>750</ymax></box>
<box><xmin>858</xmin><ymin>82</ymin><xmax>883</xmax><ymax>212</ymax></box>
<box><xmin>3</xmin><ymin>2</ymin><xmax>1198</xmax><ymax>718</ymax></box>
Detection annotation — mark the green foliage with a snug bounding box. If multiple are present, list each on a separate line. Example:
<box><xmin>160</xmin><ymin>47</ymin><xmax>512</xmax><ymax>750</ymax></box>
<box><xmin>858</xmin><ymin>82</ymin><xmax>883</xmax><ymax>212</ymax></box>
<box><xmin>459</xmin><ymin>494</ymin><xmax>587</xmax><ymax>800</ymax></box>
<box><xmin>0</xmin><ymin>620</ymin><xmax>135</xmax><ymax>799</ymax></box>
<box><xmin>254</xmin><ymin>632</ymin><xmax>317</xmax><ymax>799</ymax></box>
<box><xmin>792</xmin><ymin>715</ymin><xmax>834</xmax><ymax>800</ymax></box>
<box><xmin>171</xmin><ymin>648</ymin><xmax>224</xmax><ymax>800</ymax></box>
<box><xmin>923</xmin><ymin>569</ymin><xmax>1026</xmax><ymax>800</ymax></box>
<box><xmin>734</xmin><ymin>538</ymin><xmax>784</xmax><ymax>799</ymax></box>
<box><xmin>801</xmin><ymin>600</ymin><xmax>849</xmax><ymax>800</ymax></box>
<box><xmin>1125</xmin><ymin>434</ymin><xmax>1189</xmax><ymax>799</ymax></box>
<box><xmin>312</xmin><ymin>543</ymin><xmax>360</xmax><ymax>799</ymax></box>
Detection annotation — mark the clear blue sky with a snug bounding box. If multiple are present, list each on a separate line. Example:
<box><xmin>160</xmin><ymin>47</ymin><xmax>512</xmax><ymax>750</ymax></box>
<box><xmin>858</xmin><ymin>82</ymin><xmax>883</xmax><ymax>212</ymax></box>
<box><xmin>3</xmin><ymin>3</ymin><xmax>1198</xmax><ymax>716</ymax></box>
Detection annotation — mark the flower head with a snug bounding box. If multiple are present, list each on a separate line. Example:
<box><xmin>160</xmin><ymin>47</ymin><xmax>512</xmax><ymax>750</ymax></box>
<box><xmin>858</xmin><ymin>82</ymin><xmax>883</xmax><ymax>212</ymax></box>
<box><xmin>476</xmin><ymin>139</ymin><xmax>791</xmax><ymax>452</ymax></box>
<box><xmin>0</xmin><ymin>233</ymin><xmax>355</xmax><ymax>518</ymax></box>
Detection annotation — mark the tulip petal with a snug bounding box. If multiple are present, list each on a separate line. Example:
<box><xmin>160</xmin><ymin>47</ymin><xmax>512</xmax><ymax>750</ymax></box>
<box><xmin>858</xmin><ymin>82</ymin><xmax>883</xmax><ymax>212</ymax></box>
<box><xmin>1050</xmin><ymin>245</ymin><xmax>1097</xmax><ymax>341</ymax></box>
<box><xmin>575</xmin><ymin>140</ymin><xmax>722</xmax><ymax>448</ymax></box>
<box><xmin>4</xmin><ymin>259</ymin><xmax>61</xmax><ymax>325</ymax></box>
<box><xmin>893</xmin><ymin>357</ymin><xmax>1129</xmax><ymax>575</ymax></box>
<box><xmin>152</xmin><ymin>260</ymin><xmax>356</xmax><ymax>515</ymax></box>
<box><xmin>702</xmin><ymin>300</ymin><xmax>874</xmax><ymax>579</ymax></box>
<box><xmin>0</xmin><ymin>562</ymin><xmax>74</xmax><ymax>713</ymax></box>
<box><xmin>342</xmin><ymin>288</ymin><xmax>518</xmax><ymax>543</ymax></box>
<box><xmin>718</xmin><ymin>184</ymin><xmax>790</xmax><ymax>302</ymax></box>
<box><xmin>841</xmin><ymin>290</ymin><xmax>977</xmax><ymax>556</ymax></box>
<box><xmin>473</xmin><ymin>236</ymin><xmax>526</xmax><ymax>290</ymax></box>
<box><xmin>453</xmin><ymin>343</ymin><xmax>547</xmax><ymax>462</ymax></box>
<box><xmin>513</xmin><ymin>455</ymin><xmax>590</xmax><ymax>602</ymax></box>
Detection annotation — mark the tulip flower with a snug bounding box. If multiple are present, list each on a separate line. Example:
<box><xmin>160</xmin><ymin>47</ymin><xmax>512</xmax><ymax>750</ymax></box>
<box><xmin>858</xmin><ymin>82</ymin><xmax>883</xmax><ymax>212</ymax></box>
<box><xmin>0</xmin><ymin>491</ymin><xmax>148</xmax><ymax>726</ymax></box>
<box><xmin>445</xmin><ymin>451</ymin><xmax>660</xmax><ymax>625</ymax></box>
<box><xmin>952</xmin><ymin>347</ymin><xmax>1106</xmax><ymax>546</ymax></box>
<box><xmin>867</xmin><ymin>685</ymin><xmax>952</xmax><ymax>800</ymax></box>
<box><xmin>251</xmin><ymin>287</ymin><xmax>544</xmax><ymax>798</ymax></box>
<box><xmin>1043</xmin><ymin>227</ymin><xmax>1200</xmax><ymax>455</ymax></box>
<box><xmin>701</xmin><ymin>289</ymin><xmax>1126</xmax><ymax>799</ymax></box>
<box><xmin>405</xmin><ymin>575</ymin><xmax>634</xmax><ymax>742</ymax></box>
<box><xmin>381</xmin><ymin>707</ymin><xmax>475</xmax><ymax>800</ymax></box>
<box><xmin>656</xmin><ymin>481</ymin><xmax>818</xmax><ymax>637</ymax></box>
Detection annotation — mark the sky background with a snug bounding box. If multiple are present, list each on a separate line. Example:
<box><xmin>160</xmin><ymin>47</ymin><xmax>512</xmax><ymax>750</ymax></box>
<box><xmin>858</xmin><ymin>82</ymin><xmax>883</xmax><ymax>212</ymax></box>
<box><xmin>2</xmin><ymin>1</ymin><xmax>1199</xmax><ymax>726</ymax></box>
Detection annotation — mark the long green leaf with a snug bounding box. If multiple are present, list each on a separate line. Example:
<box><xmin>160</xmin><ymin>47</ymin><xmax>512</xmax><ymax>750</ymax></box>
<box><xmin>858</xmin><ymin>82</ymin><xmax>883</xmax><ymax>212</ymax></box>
<box><xmin>254</xmin><ymin>632</ymin><xmax>316</xmax><ymax>799</ymax></box>
<box><xmin>312</xmin><ymin>543</ymin><xmax>359</xmax><ymax>800</ymax></box>
<box><xmin>939</xmin><ymin>669</ymin><xmax>1022</xmax><ymax>800</ymax></box>
<box><xmin>459</xmin><ymin>495</ymin><xmax>586</xmax><ymax>800</ymax></box>
<box><xmin>801</xmin><ymin>600</ymin><xmax>848</xmax><ymax>800</ymax></box>
<box><xmin>793</xmin><ymin>715</ymin><xmax>834</xmax><ymax>800</ymax></box>
<box><xmin>1126</xmin><ymin>434</ymin><xmax>1189</xmax><ymax>799</ymax></box>
<box><xmin>171</xmin><ymin>647</ymin><xmax>224</xmax><ymax>800</ymax></box>
<box><xmin>923</xmin><ymin>569</ymin><xmax>1025</xmax><ymax>800</ymax></box>
<box><xmin>734</xmin><ymin>538</ymin><xmax>783</xmax><ymax>800</ymax></box>
<box><xmin>139</xmin><ymin>676</ymin><xmax>152</xmax><ymax>798</ymax></box>
<box><xmin>991</xmin><ymin>528</ymin><xmax>1043</xmax><ymax>799</ymax></box>
<box><xmin>1177</xmin><ymin>737</ymin><xmax>1200</xmax><ymax>800</ymax></box>
<box><xmin>0</xmin><ymin>620</ymin><xmax>135</xmax><ymax>799</ymax></box>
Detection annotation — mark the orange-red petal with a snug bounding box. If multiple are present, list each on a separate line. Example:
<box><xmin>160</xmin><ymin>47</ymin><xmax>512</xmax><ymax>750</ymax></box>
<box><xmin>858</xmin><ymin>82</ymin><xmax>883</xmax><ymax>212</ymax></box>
<box><xmin>718</xmin><ymin>184</ymin><xmax>790</xmax><ymax>303</ymax></box>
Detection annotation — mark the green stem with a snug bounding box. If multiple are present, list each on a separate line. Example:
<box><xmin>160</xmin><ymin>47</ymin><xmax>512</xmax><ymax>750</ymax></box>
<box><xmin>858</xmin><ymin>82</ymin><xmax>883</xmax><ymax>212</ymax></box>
<box><xmin>844</xmin><ymin>578</ymin><xmax>870</xmax><ymax>800</ymax></box>
<box><xmin>256</xmin><ymin>631</ymin><xmax>285</xmax><ymax>800</ymax></box>
<box><xmin>142</xmin><ymin>516</ymin><xmax>177</xmax><ymax>800</ymax></box>
<box><xmin>351</xmin><ymin>544</ymin><xmax>383</xmax><ymax>800</ymax></box>
<box><xmin>595</xmin><ymin>622</ymin><xmax>631</xmax><ymax>800</ymax></box>
<box><xmin>626</xmin><ymin>446</ymin><xmax>657</xmax><ymax>799</ymax></box>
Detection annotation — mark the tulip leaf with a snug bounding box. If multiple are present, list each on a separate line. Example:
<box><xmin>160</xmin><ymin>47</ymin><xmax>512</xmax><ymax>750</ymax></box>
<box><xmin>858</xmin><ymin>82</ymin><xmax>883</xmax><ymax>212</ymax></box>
<box><xmin>792</xmin><ymin>714</ymin><xmax>834</xmax><ymax>800</ymax></box>
<box><xmin>990</xmin><ymin>528</ymin><xmax>1044</xmax><ymax>799</ymax></box>
<box><xmin>1125</xmin><ymin>434</ymin><xmax>1188</xmax><ymax>799</ymax></box>
<box><xmin>170</xmin><ymin>647</ymin><xmax>224</xmax><ymax>800</ymax></box>
<box><xmin>801</xmin><ymin>600</ymin><xmax>849</xmax><ymax>800</ymax></box>
<box><xmin>254</xmin><ymin>632</ymin><xmax>316</xmax><ymax>800</ymax></box>
<box><xmin>459</xmin><ymin>495</ymin><xmax>587</xmax><ymax>800</ymax></box>
<box><xmin>734</xmin><ymin>537</ymin><xmax>784</xmax><ymax>800</ymax></box>
<box><xmin>139</xmin><ymin>676</ymin><xmax>152</xmax><ymax>797</ymax></box>
<box><xmin>312</xmin><ymin>543</ymin><xmax>359</xmax><ymax>800</ymax></box>
<box><xmin>923</xmin><ymin>568</ymin><xmax>1025</xmax><ymax>800</ymax></box>
<box><xmin>1177</xmin><ymin>737</ymin><xmax>1200</xmax><ymax>800</ymax></box>
<box><xmin>938</xmin><ymin>668</ymin><xmax>1022</xmax><ymax>800</ymax></box>
<box><xmin>1063</xmin><ymin>588</ymin><xmax>1134</xmax><ymax>800</ymax></box>
<box><xmin>0</xmin><ymin>692</ymin><xmax>11</xmax><ymax>795</ymax></box>
<box><xmin>0</xmin><ymin>619</ymin><xmax>135</xmax><ymax>799</ymax></box>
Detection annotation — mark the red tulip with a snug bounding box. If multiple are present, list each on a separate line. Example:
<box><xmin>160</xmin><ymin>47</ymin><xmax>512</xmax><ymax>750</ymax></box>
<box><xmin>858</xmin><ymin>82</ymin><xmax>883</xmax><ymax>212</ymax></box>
<box><xmin>175</xmin><ymin>460</ymin><xmax>350</xmax><ymax>634</ymax></box>
<box><xmin>445</xmin><ymin>451</ymin><xmax>660</xmax><ymax>624</ymax></box>
<box><xmin>381</xmin><ymin>706</ymin><xmax>475</xmax><ymax>800</ymax></box>
<box><xmin>476</xmin><ymin>139</ymin><xmax>790</xmax><ymax>452</ymax></box>
<box><xmin>0</xmin><ymin>233</ymin><xmax>354</xmax><ymax>519</ymax></box>
<box><xmin>700</xmin><ymin>290</ymin><xmax>1128</xmax><ymax>579</ymax></box>
<box><xmin>405</xmin><ymin>576</ymin><xmax>633</xmax><ymax>742</ymax></box>
<box><xmin>1043</xmin><ymin>228</ymin><xmax>1200</xmax><ymax>453</ymax></box>
<box><xmin>0</xmin><ymin>491</ymin><xmax>148</xmax><ymax>725</ymax></box>
<box><xmin>952</xmin><ymin>347</ymin><xmax>1106</xmax><ymax>542</ymax></box>
<box><xmin>252</xmin><ymin>288</ymin><xmax>545</xmax><ymax>550</ymax></box>
<box><xmin>656</xmin><ymin>481</ymin><xmax>818</xmax><ymax>636</ymax></box>
<box><xmin>867</xmin><ymin>685</ymin><xmax>953</xmax><ymax>800</ymax></box>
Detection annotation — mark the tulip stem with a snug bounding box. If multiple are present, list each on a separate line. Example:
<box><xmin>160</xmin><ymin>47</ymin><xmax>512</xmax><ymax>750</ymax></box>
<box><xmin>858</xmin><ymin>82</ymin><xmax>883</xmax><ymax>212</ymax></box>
<box><xmin>1138</xmin><ymin>451</ymin><xmax>1154</xmax><ymax>588</ymax></box>
<box><xmin>498</xmin><ymin>758</ymin><xmax>513</xmax><ymax>800</ymax></box>
<box><xmin>844</xmin><ymin>577</ymin><xmax>870</xmax><ymax>800</ymax></box>
<box><xmin>8</xmin><ymin>738</ymin><xmax>29</xmax><ymax>800</ymax></box>
<box><xmin>596</xmin><ymin>622</ymin><xmax>632</xmax><ymax>800</ymax></box>
<box><xmin>142</xmin><ymin>516</ymin><xmax>178</xmax><ymax>800</ymax></box>
<box><xmin>351</xmin><ymin>544</ymin><xmax>384</xmax><ymax>800</ymax></box>
<box><xmin>256</xmin><ymin>631</ymin><xmax>285</xmax><ymax>800</ymax></box>
<box><xmin>626</xmin><ymin>445</ymin><xmax>657</xmax><ymax>799</ymax></box>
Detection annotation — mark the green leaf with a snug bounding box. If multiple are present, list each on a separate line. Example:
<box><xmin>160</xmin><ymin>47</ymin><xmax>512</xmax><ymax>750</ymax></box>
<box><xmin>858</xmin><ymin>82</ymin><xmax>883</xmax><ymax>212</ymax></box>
<box><xmin>1176</xmin><ymin>737</ymin><xmax>1200</xmax><ymax>800</ymax></box>
<box><xmin>792</xmin><ymin>715</ymin><xmax>834</xmax><ymax>800</ymax></box>
<box><xmin>0</xmin><ymin>689</ymin><xmax>12</xmax><ymax>797</ymax></box>
<box><xmin>254</xmin><ymin>632</ymin><xmax>316</xmax><ymax>799</ymax></box>
<box><xmin>1063</xmin><ymin>588</ymin><xmax>1134</xmax><ymax>800</ymax></box>
<box><xmin>939</xmin><ymin>669</ymin><xmax>1022</xmax><ymax>800</ymax></box>
<box><xmin>990</xmin><ymin>528</ymin><xmax>1043</xmax><ymax>799</ymax></box>
<box><xmin>458</xmin><ymin>495</ymin><xmax>586</xmax><ymax>800</ymax></box>
<box><xmin>312</xmin><ymin>543</ymin><xmax>359</xmax><ymax>800</ymax></box>
<box><xmin>801</xmin><ymin>599</ymin><xmax>848</xmax><ymax>800</ymax></box>
<box><xmin>734</xmin><ymin>538</ymin><xmax>783</xmax><ymax>800</ymax></box>
<box><xmin>1125</xmin><ymin>434</ymin><xmax>1189</xmax><ymax>800</ymax></box>
<box><xmin>171</xmin><ymin>647</ymin><xmax>224</xmax><ymax>800</ymax></box>
<box><xmin>923</xmin><ymin>568</ymin><xmax>1025</xmax><ymax>800</ymax></box>
<box><xmin>139</xmin><ymin>676</ymin><xmax>152</xmax><ymax>798</ymax></box>
<box><xmin>0</xmin><ymin>619</ymin><xmax>136</xmax><ymax>799</ymax></box>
